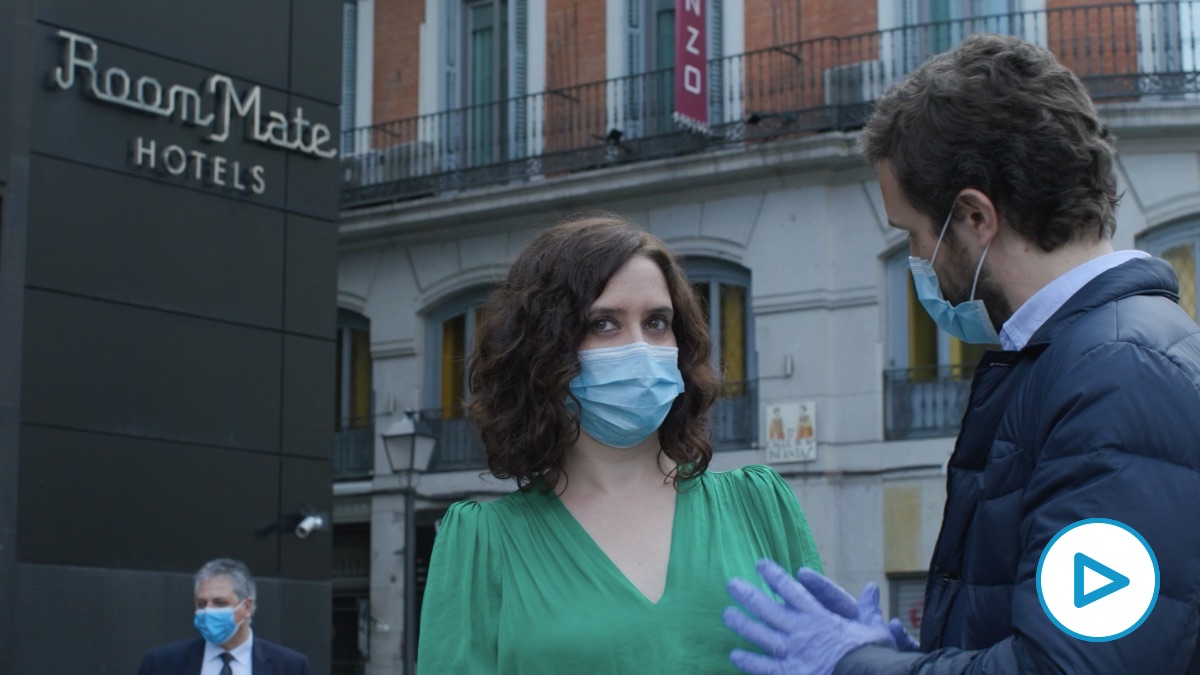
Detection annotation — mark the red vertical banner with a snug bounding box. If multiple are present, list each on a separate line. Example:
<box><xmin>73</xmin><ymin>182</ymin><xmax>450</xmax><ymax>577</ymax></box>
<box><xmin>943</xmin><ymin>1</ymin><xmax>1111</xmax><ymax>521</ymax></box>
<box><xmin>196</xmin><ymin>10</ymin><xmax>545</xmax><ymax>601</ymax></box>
<box><xmin>674</xmin><ymin>0</ymin><xmax>708</xmax><ymax>132</ymax></box>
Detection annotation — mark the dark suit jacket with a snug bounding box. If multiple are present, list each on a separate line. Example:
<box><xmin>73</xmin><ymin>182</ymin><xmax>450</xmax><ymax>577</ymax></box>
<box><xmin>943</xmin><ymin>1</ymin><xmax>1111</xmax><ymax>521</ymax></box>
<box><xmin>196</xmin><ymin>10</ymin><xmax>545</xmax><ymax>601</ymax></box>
<box><xmin>136</xmin><ymin>636</ymin><xmax>313</xmax><ymax>675</ymax></box>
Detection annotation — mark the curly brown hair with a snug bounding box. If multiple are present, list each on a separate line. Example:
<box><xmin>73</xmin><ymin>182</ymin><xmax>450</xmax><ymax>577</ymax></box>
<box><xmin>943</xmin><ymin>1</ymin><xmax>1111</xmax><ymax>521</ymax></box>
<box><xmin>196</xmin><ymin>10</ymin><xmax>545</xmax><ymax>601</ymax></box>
<box><xmin>467</xmin><ymin>213</ymin><xmax>718</xmax><ymax>491</ymax></box>
<box><xmin>860</xmin><ymin>33</ymin><xmax>1119</xmax><ymax>251</ymax></box>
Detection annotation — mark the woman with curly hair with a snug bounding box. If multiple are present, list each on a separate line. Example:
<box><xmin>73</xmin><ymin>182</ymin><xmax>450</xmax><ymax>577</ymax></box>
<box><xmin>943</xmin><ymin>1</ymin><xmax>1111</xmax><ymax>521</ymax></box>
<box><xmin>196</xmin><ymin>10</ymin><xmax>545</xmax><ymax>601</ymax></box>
<box><xmin>417</xmin><ymin>213</ymin><xmax>821</xmax><ymax>673</ymax></box>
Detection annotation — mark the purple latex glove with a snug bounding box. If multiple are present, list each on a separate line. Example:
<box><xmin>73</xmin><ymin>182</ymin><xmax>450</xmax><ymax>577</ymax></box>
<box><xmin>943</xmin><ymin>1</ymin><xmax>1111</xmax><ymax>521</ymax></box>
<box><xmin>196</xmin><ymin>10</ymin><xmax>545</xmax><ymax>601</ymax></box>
<box><xmin>793</xmin><ymin>568</ymin><xmax>920</xmax><ymax>652</ymax></box>
<box><xmin>889</xmin><ymin>618</ymin><xmax>921</xmax><ymax>652</ymax></box>
<box><xmin>724</xmin><ymin>560</ymin><xmax>894</xmax><ymax>675</ymax></box>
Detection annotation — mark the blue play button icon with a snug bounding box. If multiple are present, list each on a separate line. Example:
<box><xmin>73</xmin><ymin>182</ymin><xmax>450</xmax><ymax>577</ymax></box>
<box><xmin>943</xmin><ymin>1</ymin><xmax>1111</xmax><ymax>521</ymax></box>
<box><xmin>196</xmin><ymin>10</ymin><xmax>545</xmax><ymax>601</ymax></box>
<box><xmin>1038</xmin><ymin>519</ymin><xmax>1159</xmax><ymax>641</ymax></box>
<box><xmin>1074</xmin><ymin>552</ymin><xmax>1130</xmax><ymax>608</ymax></box>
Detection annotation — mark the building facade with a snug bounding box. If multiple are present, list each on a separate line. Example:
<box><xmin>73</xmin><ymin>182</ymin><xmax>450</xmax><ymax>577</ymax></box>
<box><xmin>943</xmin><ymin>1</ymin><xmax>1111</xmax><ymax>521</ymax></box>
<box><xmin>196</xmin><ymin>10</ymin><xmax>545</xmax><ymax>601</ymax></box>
<box><xmin>335</xmin><ymin>1</ymin><xmax>1200</xmax><ymax>672</ymax></box>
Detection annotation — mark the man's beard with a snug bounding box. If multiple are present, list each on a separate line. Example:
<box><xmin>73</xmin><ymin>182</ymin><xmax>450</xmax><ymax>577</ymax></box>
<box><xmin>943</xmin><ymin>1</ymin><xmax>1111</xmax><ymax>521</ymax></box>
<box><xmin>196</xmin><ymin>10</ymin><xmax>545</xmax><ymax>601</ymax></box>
<box><xmin>938</xmin><ymin>241</ymin><xmax>1012</xmax><ymax>333</ymax></box>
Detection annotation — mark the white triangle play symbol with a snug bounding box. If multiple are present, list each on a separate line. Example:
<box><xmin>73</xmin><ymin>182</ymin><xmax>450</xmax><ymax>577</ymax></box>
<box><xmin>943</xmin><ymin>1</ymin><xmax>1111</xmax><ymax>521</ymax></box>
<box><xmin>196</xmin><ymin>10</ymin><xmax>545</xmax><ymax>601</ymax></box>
<box><xmin>1084</xmin><ymin>566</ymin><xmax>1109</xmax><ymax>595</ymax></box>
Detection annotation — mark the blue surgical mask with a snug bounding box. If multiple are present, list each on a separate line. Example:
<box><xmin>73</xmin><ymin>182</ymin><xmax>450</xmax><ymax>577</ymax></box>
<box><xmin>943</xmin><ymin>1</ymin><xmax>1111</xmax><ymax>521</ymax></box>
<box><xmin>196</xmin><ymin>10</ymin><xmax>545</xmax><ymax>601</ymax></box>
<box><xmin>909</xmin><ymin>208</ymin><xmax>1000</xmax><ymax>344</ymax></box>
<box><xmin>194</xmin><ymin>601</ymin><xmax>244</xmax><ymax>645</ymax></box>
<box><xmin>568</xmin><ymin>342</ymin><xmax>685</xmax><ymax>448</ymax></box>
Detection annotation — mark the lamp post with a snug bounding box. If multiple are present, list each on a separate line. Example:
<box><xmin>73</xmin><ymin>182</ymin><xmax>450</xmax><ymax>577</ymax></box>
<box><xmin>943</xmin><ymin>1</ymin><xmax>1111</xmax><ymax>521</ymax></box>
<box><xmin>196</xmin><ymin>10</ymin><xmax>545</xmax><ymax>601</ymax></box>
<box><xmin>381</xmin><ymin>410</ymin><xmax>436</xmax><ymax>675</ymax></box>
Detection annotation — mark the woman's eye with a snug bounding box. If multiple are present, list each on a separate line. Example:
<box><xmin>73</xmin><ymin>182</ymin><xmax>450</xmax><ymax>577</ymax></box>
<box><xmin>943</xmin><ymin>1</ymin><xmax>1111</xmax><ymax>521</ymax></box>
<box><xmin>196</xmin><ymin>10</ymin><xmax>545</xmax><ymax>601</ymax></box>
<box><xmin>592</xmin><ymin>318</ymin><xmax>616</xmax><ymax>332</ymax></box>
<box><xmin>647</xmin><ymin>316</ymin><xmax>670</xmax><ymax>330</ymax></box>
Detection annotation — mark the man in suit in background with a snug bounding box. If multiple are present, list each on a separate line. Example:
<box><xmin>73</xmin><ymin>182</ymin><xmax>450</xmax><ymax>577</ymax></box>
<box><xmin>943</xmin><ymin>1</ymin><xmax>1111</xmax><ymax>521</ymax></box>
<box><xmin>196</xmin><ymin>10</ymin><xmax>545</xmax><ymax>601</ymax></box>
<box><xmin>137</xmin><ymin>558</ymin><xmax>313</xmax><ymax>675</ymax></box>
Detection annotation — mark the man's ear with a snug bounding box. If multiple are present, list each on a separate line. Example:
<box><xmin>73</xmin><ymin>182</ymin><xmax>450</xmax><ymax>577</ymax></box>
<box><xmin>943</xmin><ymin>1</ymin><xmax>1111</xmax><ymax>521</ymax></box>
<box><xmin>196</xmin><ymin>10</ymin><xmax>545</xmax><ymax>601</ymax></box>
<box><xmin>954</xmin><ymin>189</ymin><xmax>1001</xmax><ymax>248</ymax></box>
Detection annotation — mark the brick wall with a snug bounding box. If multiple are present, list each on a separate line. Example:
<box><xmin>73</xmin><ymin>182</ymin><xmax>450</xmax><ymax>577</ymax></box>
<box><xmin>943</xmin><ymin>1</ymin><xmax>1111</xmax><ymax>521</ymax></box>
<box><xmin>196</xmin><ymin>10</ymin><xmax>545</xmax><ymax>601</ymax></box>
<box><xmin>744</xmin><ymin>0</ymin><xmax>876</xmax><ymax>53</ymax></box>
<box><xmin>372</xmin><ymin>0</ymin><xmax>424</xmax><ymax>125</ymax></box>
<box><xmin>546</xmin><ymin>0</ymin><xmax>607</xmax><ymax>157</ymax></box>
<box><xmin>547</xmin><ymin>0</ymin><xmax>606</xmax><ymax>88</ymax></box>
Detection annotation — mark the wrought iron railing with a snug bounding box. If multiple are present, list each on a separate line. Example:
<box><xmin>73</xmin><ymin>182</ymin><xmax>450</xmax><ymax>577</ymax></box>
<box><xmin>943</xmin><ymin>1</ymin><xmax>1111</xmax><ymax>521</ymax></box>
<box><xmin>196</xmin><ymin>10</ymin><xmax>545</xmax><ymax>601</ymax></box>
<box><xmin>416</xmin><ymin>380</ymin><xmax>759</xmax><ymax>472</ymax></box>
<box><xmin>342</xmin><ymin>2</ymin><xmax>1200</xmax><ymax>206</ymax></box>
<box><xmin>334</xmin><ymin>419</ymin><xmax>375</xmax><ymax>480</ymax></box>
<box><xmin>417</xmin><ymin>408</ymin><xmax>487</xmax><ymax>472</ymax></box>
<box><xmin>883</xmin><ymin>365</ymin><xmax>976</xmax><ymax>441</ymax></box>
<box><xmin>713</xmin><ymin>379</ymin><xmax>758</xmax><ymax>451</ymax></box>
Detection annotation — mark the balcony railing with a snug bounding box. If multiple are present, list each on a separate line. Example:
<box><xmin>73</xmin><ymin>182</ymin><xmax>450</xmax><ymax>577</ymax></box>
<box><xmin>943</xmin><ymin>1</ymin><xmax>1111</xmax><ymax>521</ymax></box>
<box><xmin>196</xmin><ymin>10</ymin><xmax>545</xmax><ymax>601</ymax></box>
<box><xmin>416</xmin><ymin>380</ymin><xmax>759</xmax><ymax>472</ymax></box>
<box><xmin>342</xmin><ymin>2</ymin><xmax>1200</xmax><ymax>206</ymax></box>
<box><xmin>713</xmin><ymin>379</ymin><xmax>758</xmax><ymax>451</ymax></box>
<box><xmin>884</xmin><ymin>365</ymin><xmax>976</xmax><ymax>441</ymax></box>
<box><xmin>417</xmin><ymin>408</ymin><xmax>487</xmax><ymax>472</ymax></box>
<box><xmin>334</xmin><ymin>420</ymin><xmax>375</xmax><ymax>481</ymax></box>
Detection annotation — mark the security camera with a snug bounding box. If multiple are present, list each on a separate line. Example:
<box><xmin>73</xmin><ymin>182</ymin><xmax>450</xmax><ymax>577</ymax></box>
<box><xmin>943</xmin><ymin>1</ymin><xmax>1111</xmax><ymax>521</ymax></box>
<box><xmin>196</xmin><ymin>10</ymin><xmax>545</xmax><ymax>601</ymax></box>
<box><xmin>295</xmin><ymin>514</ymin><xmax>326</xmax><ymax>539</ymax></box>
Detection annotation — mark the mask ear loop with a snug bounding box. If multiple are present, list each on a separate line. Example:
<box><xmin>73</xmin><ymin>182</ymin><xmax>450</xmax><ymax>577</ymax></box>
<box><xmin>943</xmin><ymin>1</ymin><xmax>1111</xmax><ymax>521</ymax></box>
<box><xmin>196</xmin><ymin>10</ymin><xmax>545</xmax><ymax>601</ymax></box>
<box><xmin>929</xmin><ymin>208</ymin><xmax>955</xmax><ymax>265</ymax></box>
<box><xmin>969</xmin><ymin>245</ymin><xmax>990</xmax><ymax>301</ymax></box>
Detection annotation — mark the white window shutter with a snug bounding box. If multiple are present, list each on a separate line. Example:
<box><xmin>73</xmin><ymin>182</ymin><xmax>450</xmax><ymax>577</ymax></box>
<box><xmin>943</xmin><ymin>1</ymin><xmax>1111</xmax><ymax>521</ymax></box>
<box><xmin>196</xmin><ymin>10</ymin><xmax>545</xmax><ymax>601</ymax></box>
<box><xmin>508</xmin><ymin>0</ymin><xmax>528</xmax><ymax>161</ymax></box>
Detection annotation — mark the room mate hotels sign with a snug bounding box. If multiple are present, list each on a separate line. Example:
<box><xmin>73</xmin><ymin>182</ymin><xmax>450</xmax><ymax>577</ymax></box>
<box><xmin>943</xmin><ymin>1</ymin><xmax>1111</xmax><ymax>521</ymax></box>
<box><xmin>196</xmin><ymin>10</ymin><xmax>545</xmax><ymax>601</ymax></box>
<box><xmin>48</xmin><ymin>29</ymin><xmax>337</xmax><ymax>196</ymax></box>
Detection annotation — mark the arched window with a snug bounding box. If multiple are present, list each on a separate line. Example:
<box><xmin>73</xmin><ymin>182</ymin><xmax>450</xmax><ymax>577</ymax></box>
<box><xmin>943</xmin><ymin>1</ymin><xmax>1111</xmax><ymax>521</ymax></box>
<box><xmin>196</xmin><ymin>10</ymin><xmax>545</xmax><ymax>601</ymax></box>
<box><xmin>684</xmin><ymin>257</ymin><xmax>755</xmax><ymax>384</ymax></box>
<box><xmin>424</xmin><ymin>289</ymin><xmax>490</xmax><ymax>415</ymax></box>
<box><xmin>1138</xmin><ymin>223</ymin><xmax>1198</xmax><ymax>321</ymax></box>
<box><xmin>336</xmin><ymin>309</ymin><xmax>373</xmax><ymax>430</ymax></box>
<box><xmin>685</xmin><ymin>258</ymin><xmax>755</xmax><ymax>450</ymax></box>
<box><xmin>335</xmin><ymin>309</ymin><xmax>373</xmax><ymax>480</ymax></box>
<box><xmin>423</xmin><ymin>289</ymin><xmax>491</xmax><ymax>471</ymax></box>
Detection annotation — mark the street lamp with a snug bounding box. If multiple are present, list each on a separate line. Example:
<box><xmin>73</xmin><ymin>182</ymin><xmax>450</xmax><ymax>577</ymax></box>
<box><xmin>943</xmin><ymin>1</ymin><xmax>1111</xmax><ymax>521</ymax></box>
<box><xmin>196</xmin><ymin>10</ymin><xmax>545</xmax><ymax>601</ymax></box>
<box><xmin>381</xmin><ymin>410</ymin><xmax>436</xmax><ymax>675</ymax></box>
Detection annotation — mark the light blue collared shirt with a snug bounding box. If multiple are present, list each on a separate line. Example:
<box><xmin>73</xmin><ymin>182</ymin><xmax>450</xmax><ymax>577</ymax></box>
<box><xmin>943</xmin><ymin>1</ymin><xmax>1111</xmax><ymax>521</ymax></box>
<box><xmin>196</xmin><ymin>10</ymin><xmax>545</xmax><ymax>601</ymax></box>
<box><xmin>998</xmin><ymin>250</ymin><xmax>1151</xmax><ymax>351</ymax></box>
<box><xmin>201</xmin><ymin>630</ymin><xmax>254</xmax><ymax>675</ymax></box>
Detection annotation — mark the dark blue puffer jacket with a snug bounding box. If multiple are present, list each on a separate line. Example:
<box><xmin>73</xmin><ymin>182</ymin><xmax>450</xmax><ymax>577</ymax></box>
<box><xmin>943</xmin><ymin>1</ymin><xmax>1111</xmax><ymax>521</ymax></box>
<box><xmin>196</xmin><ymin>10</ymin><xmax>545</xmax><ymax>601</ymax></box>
<box><xmin>838</xmin><ymin>257</ymin><xmax>1200</xmax><ymax>674</ymax></box>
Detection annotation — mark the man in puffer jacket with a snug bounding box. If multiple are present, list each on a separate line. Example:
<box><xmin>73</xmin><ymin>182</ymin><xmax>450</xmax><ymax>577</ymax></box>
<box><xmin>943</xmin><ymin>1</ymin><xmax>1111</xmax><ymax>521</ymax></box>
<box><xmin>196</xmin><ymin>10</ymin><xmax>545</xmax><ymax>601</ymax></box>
<box><xmin>722</xmin><ymin>33</ymin><xmax>1200</xmax><ymax>674</ymax></box>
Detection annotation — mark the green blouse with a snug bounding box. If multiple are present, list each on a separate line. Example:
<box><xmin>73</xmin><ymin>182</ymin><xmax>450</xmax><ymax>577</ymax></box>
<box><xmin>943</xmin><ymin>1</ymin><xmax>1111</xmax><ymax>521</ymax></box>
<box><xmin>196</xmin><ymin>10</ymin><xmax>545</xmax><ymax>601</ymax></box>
<box><xmin>417</xmin><ymin>465</ymin><xmax>822</xmax><ymax>673</ymax></box>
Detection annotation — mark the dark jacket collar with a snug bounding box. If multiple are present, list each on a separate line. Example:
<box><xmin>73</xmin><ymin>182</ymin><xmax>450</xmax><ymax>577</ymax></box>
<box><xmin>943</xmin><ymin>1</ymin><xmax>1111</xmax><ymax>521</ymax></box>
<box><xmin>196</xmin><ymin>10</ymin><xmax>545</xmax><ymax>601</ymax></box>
<box><xmin>182</xmin><ymin>638</ymin><xmax>204</xmax><ymax>675</ymax></box>
<box><xmin>1024</xmin><ymin>257</ymin><xmax>1178</xmax><ymax>348</ymax></box>
<box><xmin>253</xmin><ymin>636</ymin><xmax>274</xmax><ymax>674</ymax></box>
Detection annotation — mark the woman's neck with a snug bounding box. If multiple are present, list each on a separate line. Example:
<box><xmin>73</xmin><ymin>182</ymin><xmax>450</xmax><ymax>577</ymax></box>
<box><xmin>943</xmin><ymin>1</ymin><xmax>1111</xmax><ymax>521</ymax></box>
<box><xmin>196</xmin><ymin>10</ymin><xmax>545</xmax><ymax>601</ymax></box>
<box><xmin>560</xmin><ymin>434</ymin><xmax>674</xmax><ymax>498</ymax></box>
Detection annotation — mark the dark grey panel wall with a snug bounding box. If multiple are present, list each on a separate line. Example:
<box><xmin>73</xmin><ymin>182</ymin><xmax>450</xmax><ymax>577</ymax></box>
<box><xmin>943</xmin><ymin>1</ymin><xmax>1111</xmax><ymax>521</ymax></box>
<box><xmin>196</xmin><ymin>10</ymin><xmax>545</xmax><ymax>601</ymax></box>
<box><xmin>290</xmin><ymin>1</ymin><xmax>345</xmax><ymax>106</ymax></box>
<box><xmin>286</xmin><ymin>215</ymin><xmax>339</xmax><ymax>338</ymax></box>
<box><xmin>284</xmin><ymin>335</ymin><xmax>337</xmax><ymax>459</ymax></box>
<box><xmin>0</xmin><ymin>3</ymin><xmax>13</xmax><ymax>185</ymax></box>
<box><xmin>26</xmin><ymin>158</ymin><xmax>286</xmax><ymax>328</ymax></box>
<box><xmin>6</xmin><ymin>1</ymin><xmax>338</xmax><ymax>672</ymax></box>
<box><xmin>17</xmin><ymin>425</ymin><xmax>282</xmax><ymax>571</ymax></box>
<box><xmin>14</xmin><ymin>564</ymin><xmax>332</xmax><ymax>675</ymax></box>
<box><xmin>22</xmin><ymin>290</ymin><xmax>284</xmax><ymax>450</ymax></box>
<box><xmin>0</xmin><ymin>160</ymin><xmax>31</xmax><ymax>675</ymax></box>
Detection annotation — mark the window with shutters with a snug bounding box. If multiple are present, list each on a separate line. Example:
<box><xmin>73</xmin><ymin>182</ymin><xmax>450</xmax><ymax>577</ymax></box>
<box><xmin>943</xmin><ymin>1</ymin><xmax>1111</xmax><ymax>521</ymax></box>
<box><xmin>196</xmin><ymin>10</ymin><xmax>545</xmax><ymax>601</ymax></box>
<box><xmin>423</xmin><ymin>290</ymin><xmax>491</xmax><ymax>471</ymax></box>
<box><xmin>335</xmin><ymin>309</ymin><xmax>373</xmax><ymax>480</ymax></box>
<box><xmin>424</xmin><ymin>290</ymin><xmax>490</xmax><ymax>416</ymax></box>
<box><xmin>443</xmin><ymin>0</ymin><xmax>527</xmax><ymax>169</ymax></box>
<box><xmin>340</xmin><ymin>1</ymin><xmax>358</xmax><ymax>156</ymax></box>
<box><xmin>685</xmin><ymin>258</ymin><xmax>756</xmax><ymax>449</ymax></box>
<box><xmin>899</xmin><ymin>0</ymin><xmax>1018</xmax><ymax>70</ymax></box>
